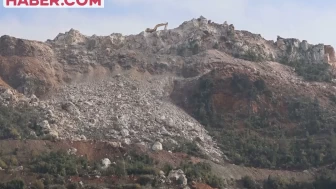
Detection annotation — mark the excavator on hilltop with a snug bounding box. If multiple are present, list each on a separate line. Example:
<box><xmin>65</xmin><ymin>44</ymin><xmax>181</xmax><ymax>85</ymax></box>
<box><xmin>145</xmin><ymin>22</ymin><xmax>168</xmax><ymax>33</ymax></box>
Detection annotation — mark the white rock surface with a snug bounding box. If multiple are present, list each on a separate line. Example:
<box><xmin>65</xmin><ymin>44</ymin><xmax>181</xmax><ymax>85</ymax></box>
<box><xmin>167</xmin><ymin>169</ymin><xmax>188</xmax><ymax>186</ymax></box>
<box><xmin>152</xmin><ymin>141</ymin><xmax>163</xmax><ymax>151</ymax></box>
<box><xmin>101</xmin><ymin>158</ymin><xmax>112</xmax><ymax>169</ymax></box>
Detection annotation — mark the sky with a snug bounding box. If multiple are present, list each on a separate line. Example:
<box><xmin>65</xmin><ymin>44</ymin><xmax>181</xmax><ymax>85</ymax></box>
<box><xmin>1</xmin><ymin>0</ymin><xmax>336</xmax><ymax>47</ymax></box>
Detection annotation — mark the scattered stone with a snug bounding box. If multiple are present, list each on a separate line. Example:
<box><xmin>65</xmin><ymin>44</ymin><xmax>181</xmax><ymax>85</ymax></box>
<box><xmin>67</xmin><ymin>147</ymin><xmax>77</xmax><ymax>155</ymax></box>
<box><xmin>48</xmin><ymin>130</ymin><xmax>59</xmax><ymax>139</ymax></box>
<box><xmin>61</xmin><ymin>101</ymin><xmax>80</xmax><ymax>116</ymax></box>
<box><xmin>167</xmin><ymin>169</ymin><xmax>188</xmax><ymax>186</ymax></box>
<box><xmin>101</xmin><ymin>158</ymin><xmax>111</xmax><ymax>169</ymax></box>
<box><xmin>123</xmin><ymin>138</ymin><xmax>131</xmax><ymax>145</ymax></box>
<box><xmin>39</xmin><ymin>120</ymin><xmax>51</xmax><ymax>131</ymax></box>
<box><xmin>1</xmin><ymin>89</ymin><xmax>14</xmax><ymax>100</ymax></box>
<box><xmin>121</xmin><ymin>129</ymin><xmax>129</xmax><ymax>137</ymax></box>
<box><xmin>152</xmin><ymin>141</ymin><xmax>163</xmax><ymax>151</ymax></box>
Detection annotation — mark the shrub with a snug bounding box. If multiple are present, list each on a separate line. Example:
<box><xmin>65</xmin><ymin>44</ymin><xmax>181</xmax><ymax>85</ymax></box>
<box><xmin>0</xmin><ymin>103</ymin><xmax>41</xmax><ymax>139</ymax></box>
<box><xmin>0</xmin><ymin>179</ymin><xmax>25</xmax><ymax>189</ymax></box>
<box><xmin>137</xmin><ymin>175</ymin><xmax>153</xmax><ymax>186</ymax></box>
<box><xmin>162</xmin><ymin>163</ymin><xmax>173</xmax><ymax>176</ymax></box>
<box><xmin>103</xmin><ymin>160</ymin><xmax>127</xmax><ymax>177</ymax></box>
<box><xmin>0</xmin><ymin>159</ymin><xmax>8</xmax><ymax>169</ymax></box>
<box><xmin>66</xmin><ymin>183</ymin><xmax>78</xmax><ymax>189</ymax></box>
<box><xmin>263</xmin><ymin>176</ymin><xmax>289</xmax><ymax>189</ymax></box>
<box><xmin>281</xmin><ymin>59</ymin><xmax>333</xmax><ymax>82</ymax></box>
<box><xmin>241</xmin><ymin>176</ymin><xmax>259</xmax><ymax>189</ymax></box>
<box><xmin>30</xmin><ymin>150</ymin><xmax>88</xmax><ymax>176</ymax></box>
<box><xmin>175</xmin><ymin>141</ymin><xmax>206</xmax><ymax>158</ymax></box>
<box><xmin>125</xmin><ymin>152</ymin><xmax>157</xmax><ymax>175</ymax></box>
<box><xmin>181</xmin><ymin>162</ymin><xmax>225</xmax><ymax>189</ymax></box>
<box><xmin>32</xmin><ymin>180</ymin><xmax>45</xmax><ymax>189</ymax></box>
<box><xmin>102</xmin><ymin>151</ymin><xmax>157</xmax><ymax>177</ymax></box>
<box><xmin>233</xmin><ymin>50</ymin><xmax>265</xmax><ymax>62</ymax></box>
<box><xmin>9</xmin><ymin>156</ymin><xmax>18</xmax><ymax>166</ymax></box>
<box><xmin>231</xmin><ymin>73</ymin><xmax>269</xmax><ymax>100</ymax></box>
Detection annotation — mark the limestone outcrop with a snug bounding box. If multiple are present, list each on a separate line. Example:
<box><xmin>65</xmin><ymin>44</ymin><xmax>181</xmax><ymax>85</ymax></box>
<box><xmin>0</xmin><ymin>16</ymin><xmax>335</xmax><ymax>166</ymax></box>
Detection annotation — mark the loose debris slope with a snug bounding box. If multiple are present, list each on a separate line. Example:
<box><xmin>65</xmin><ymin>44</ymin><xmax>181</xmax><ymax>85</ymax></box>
<box><xmin>1</xmin><ymin>16</ymin><xmax>336</xmax><ymax>188</ymax></box>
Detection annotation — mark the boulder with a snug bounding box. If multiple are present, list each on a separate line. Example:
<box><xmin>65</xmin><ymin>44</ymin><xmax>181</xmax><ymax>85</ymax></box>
<box><xmin>152</xmin><ymin>141</ymin><xmax>163</xmax><ymax>151</ymax></box>
<box><xmin>167</xmin><ymin>169</ymin><xmax>188</xmax><ymax>186</ymax></box>
<box><xmin>101</xmin><ymin>158</ymin><xmax>111</xmax><ymax>169</ymax></box>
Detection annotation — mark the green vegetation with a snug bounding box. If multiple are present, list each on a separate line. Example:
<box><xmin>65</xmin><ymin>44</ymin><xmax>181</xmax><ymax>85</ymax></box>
<box><xmin>31</xmin><ymin>180</ymin><xmax>45</xmax><ymax>189</ymax></box>
<box><xmin>233</xmin><ymin>50</ymin><xmax>265</xmax><ymax>62</ymax></box>
<box><xmin>240</xmin><ymin>171</ymin><xmax>336</xmax><ymax>189</ymax></box>
<box><xmin>0</xmin><ymin>179</ymin><xmax>25</xmax><ymax>189</ymax></box>
<box><xmin>177</xmin><ymin>39</ymin><xmax>201</xmax><ymax>56</ymax></box>
<box><xmin>210</xmin><ymin>96</ymin><xmax>336</xmax><ymax>169</ymax></box>
<box><xmin>0</xmin><ymin>155</ymin><xmax>19</xmax><ymax>169</ymax></box>
<box><xmin>189</xmin><ymin>72</ymin><xmax>336</xmax><ymax>170</ymax></box>
<box><xmin>0</xmin><ymin>158</ymin><xmax>8</xmax><ymax>169</ymax></box>
<box><xmin>287</xmin><ymin>96</ymin><xmax>331</xmax><ymax>135</ymax></box>
<box><xmin>230</xmin><ymin>73</ymin><xmax>272</xmax><ymax>100</ymax></box>
<box><xmin>138</xmin><ymin>175</ymin><xmax>154</xmax><ymax>186</ymax></box>
<box><xmin>109</xmin><ymin>184</ymin><xmax>141</xmax><ymax>189</ymax></box>
<box><xmin>191</xmin><ymin>76</ymin><xmax>214</xmax><ymax>127</ymax></box>
<box><xmin>181</xmin><ymin>162</ymin><xmax>225</xmax><ymax>189</ymax></box>
<box><xmin>192</xmin><ymin>73</ymin><xmax>271</xmax><ymax>127</ymax></box>
<box><xmin>0</xmin><ymin>103</ymin><xmax>41</xmax><ymax>139</ymax></box>
<box><xmin>30</xmin><ymin>150</ymin><xmax>88</xmax><ymax>176</ymax></box>
<box><xmin>281</xmin><ymin>58</ymin><xmax>333</xmax><ymax>82</ymax></box>
<box><xmin>174</xmin><ymin>141</ymin><xmax>207</xmax><ymax>158</ymax></box>
<box><xmin>241</xmin><ymin>176</ymin><xmax>259</xmax><ymax>189</ymax></box>
<box><xmin>125</xmin><ymin>152</ymin><xmax>157</xmax><ymax>175</ymax></box>
<box><xmin>103</xmin><ymin>151</ymin><xmax>157</xmax><ymax>177</ymax></box>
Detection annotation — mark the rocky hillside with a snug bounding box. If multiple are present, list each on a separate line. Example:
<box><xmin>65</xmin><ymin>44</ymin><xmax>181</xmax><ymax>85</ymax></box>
<box><xmin>1</xmin><ymin>16</ymin><xmax>336</xmax><ymax>189</ymax></box>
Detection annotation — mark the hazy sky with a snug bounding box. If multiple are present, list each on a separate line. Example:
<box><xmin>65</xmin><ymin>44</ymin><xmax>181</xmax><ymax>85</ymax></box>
<box><xmin>1</xmin><ymin>0</ymin><xmax>336</xmax><ymax>47</ymax></box>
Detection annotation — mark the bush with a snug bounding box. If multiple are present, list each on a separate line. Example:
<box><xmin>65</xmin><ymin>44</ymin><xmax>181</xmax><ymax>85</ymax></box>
<box><xmin>102</xmin><ymin>151</ymin><xmax>157</xmax><ymax>177</ymax></box>
<box><xmin>263</xmin><ymin>176</ymin><xmax>289</xmax><ymax>189</ymax></box>
<box><xmin>110</xmin><ymin>184</ymin><xmax>141</xmax><ymax>189</ymax></box>
<box><xmin>241</xmin><ymin>176</ymin><xmax>259</xmax><ymax>189</ymax></box>
<box><xmin>0</xmin><ymin>103</ymin><xmax>41</xmax><ymax>139</ymax></box>
<box><xmin>0</xmin><ymin>179</ymin><xmax>25</xmax><ymax>189</ymax></box>
<box><xmin>162</xmin><ymin>163</ymin><xmax>173</xmax><ymax>176</ymax></box>
<box><xmin>66</xmin><ymin>183</ymin><xmax>78</xmax><ymax>189</ymax></box>
<box><xmin>181</xmin><ymin>162</ymin><xmax>225</xmax><ymax>189</ymax></box>
<box><xmin>233</xmin><ymin>50</ymin><xmax>265</xmax><ymax>62</ymax></box>
<box><xmin>175</xmin><ymin>141</ymin><xmax>206</xmax><ymax>158</ymax></box>
<box><xmin>30</xmin><ymin>150</ymin><xmax>88</xmax><ymax>176</ymax></box>
<box><xmin>32</xmin><ymin>180</ymin><xmax>45</xmax><ymax>189</ymax></box>
<box><xmin>231</xmin><ymin>73</ymin><xmax>270</xmax><ymax>100</ymax></box>
<box><xmin>125</xmin><ymin>152</ymin><xmax>157</xmax><ymax>175</ymax></box>
<box><xmin>137</xmin><ymin>175</ymin><xmax>153</xmax><ymax>186</ymax></box>
<box><xmin>9</xmin><ymin>156</ymin><xmax>18</xmax><ymax>166</ymax></box>
<box><xmin>0</xmin><ymin>159</ymin><xmax>8</xmax><ymax>169</ymax></box>
<box><xmin>287</xmin><ymin>97</ymin><xmax>326</xmax><ymax>135</ymax></box>
<box><xmin>103</xmin><ymin>160</ymin><xmax>127</xmax><ymax>177</ymax></box>
<box><xmin>281</xmin><ymin>59</ymin><xmax>333</xmax><ymax>82</ymax></box>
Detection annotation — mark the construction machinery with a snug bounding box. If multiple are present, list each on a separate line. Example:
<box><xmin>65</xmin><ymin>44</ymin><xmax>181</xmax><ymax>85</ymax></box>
<box><xmin>145</xmin><ymin>22</ymin><xmax>168</xmax><ymax>33</ymax></box>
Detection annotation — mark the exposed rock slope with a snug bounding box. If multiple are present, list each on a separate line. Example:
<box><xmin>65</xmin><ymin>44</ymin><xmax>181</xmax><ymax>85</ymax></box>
<box><xmin>41</xmin><ymin>71</ymin><xmax>223</xmax><ymax>161</ymax></box>
<box><xmin>0</xmin><ymin>16</ymin><xmax>336</xmax><ymax>185</ymax></box>
<box><xmin>1</xmin><ymin>16</ymin><xmax>335</xmax><ymax>96</ymax></box>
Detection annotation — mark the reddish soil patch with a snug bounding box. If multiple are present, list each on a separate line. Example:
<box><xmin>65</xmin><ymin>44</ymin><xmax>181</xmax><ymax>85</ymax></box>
<box><xmin>192</xmin><ymin>183</ymin><xmax>215</xmax><ymax>189</ymax></box>
<box><xmin>149</xmin><ymin>150</ymin><xmax>190</xmax><ymax>167</ymax></box>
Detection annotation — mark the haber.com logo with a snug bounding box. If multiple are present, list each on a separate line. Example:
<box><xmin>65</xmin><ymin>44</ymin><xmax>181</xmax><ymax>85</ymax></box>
<box><xmin>3</xmin><ymin>0</ymin><xmax>104</xmax><ymax>8</ymax></box>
